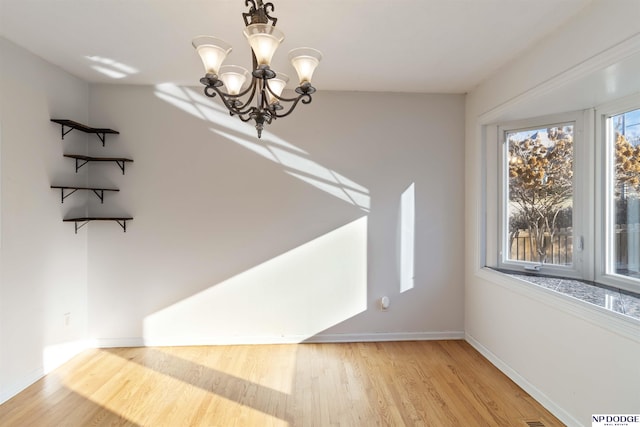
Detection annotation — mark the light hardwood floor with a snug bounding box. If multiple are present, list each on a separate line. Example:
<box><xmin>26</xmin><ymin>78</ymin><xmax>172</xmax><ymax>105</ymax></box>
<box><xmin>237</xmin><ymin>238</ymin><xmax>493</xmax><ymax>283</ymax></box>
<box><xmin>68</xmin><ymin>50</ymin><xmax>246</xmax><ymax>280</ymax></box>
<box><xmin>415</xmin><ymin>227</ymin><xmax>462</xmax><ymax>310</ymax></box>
<box><xmin>0</xmin><ymin>340</ymin><xmax>563</xmax><ymax>426</ymax></box>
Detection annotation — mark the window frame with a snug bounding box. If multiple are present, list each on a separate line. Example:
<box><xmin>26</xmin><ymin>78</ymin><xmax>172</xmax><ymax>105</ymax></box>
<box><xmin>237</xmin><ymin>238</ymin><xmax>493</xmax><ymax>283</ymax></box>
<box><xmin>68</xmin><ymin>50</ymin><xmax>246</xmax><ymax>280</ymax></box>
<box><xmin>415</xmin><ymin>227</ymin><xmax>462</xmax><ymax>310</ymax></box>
<box><xmin>493</xmin><ymin>110</ymin><xmax>592</xmax><ymax>281</ymax></box>
<box><xmin>595</xmin><ymin>93</ymin><xmax>640</xmax><ymax>294</ymax></box>
<box><xmin>487</xmin><ymin>96</ymin><xmax>640</xmax><ymax>295</ymax></box>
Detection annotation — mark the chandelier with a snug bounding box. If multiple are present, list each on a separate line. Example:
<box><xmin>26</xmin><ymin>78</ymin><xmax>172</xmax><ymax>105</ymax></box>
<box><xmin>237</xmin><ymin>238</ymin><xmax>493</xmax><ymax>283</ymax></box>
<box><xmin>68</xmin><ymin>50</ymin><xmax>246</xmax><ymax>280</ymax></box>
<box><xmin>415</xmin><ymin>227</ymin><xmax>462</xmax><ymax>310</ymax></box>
<box><xmin>192</xmin><ymin>0</ymin><xmax>322</xmax><ymax>138</ymax></box>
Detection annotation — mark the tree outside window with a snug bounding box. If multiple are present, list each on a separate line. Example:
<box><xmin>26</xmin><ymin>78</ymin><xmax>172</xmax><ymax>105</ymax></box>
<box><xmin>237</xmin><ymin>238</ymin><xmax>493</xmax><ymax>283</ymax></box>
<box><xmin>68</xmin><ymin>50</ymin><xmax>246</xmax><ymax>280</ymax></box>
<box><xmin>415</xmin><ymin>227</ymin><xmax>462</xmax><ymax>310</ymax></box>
<box><xmin>506</xmin><ymin>125</ymin><xmax>574</xmax><ymax>265</ymax></box>
<box><xmin>612</xmin><ymin>108</ymin><xmax>640</xmax><ymax>277</ymax></box>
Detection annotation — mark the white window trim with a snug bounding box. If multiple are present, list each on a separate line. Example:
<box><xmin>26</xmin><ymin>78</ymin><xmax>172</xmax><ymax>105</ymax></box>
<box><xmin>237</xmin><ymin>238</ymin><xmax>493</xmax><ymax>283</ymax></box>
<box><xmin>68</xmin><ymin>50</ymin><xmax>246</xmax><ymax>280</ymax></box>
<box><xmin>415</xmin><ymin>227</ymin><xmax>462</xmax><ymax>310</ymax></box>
<box><xmin>492</xmin><ymin>110</ymin><xmax>593</xmax><ymax>281</ymax></box>
<box><xmin>595</xmin><ymin>92</ymin><xmax>640</xmax><ymax>294</ymax></box>
<box><xmin>485</xmin><ymin>95</ymin><xmax>640</xmax><ymax>295</ymax></box>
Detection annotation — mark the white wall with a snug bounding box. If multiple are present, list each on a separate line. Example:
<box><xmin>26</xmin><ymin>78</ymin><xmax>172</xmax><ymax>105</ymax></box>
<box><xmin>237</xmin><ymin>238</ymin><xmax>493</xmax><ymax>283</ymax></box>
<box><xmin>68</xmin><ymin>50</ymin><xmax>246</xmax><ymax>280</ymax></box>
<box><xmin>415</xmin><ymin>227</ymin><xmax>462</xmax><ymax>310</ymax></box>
<box><xmin>0</xmin><ymin>37</ymin><xmax>90</xmax><ymax>403</ymax></box>
<box><xmin>465</xmin><ymin>1</ymin><xmax>640</xmax><ymax>425</ymax></box>
<box><xmin>0</xmin><ymin>35</ymin><xmax>465</xmax><ymax>403</ymax></box>
<box><xmin>87</xmin><ymin>84</ymin><xmax>466</xmax><ymax>345</ymax></box>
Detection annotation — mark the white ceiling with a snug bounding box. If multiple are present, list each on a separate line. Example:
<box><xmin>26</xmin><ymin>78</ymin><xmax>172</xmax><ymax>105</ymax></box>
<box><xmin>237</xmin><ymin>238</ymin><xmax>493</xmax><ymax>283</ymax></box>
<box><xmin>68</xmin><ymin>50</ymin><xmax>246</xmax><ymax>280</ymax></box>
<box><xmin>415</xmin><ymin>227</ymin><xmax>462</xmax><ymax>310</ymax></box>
<box><xmin>0</xmin><ymin>0</ymin><xmax>593</xmax><ymax>93</ymax></box>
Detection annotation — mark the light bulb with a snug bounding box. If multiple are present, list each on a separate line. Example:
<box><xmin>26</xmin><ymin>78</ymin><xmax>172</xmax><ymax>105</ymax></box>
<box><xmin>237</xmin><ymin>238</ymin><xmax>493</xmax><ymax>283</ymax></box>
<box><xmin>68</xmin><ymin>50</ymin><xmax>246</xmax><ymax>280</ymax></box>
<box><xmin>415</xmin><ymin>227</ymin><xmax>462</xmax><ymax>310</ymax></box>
<box><xmin>267</xmin><ymin>72</ymin><xmax>289</xmax><ymax>104</ymax></box>
<box><xmin>220</xmin><ymin>65</ymin><xmax>249</xmax><ymax>95</ymax></box>
<box><xmin>243</xmin><ymin>24</ymin><xmax>285</xmax><ymax>67</ymax></box>
<box><xmin>289</xmin><ymin>47</ymin><xmax>322</xmax><ymax>85</ymax></box>
<box><xmin>192</xmin><ymin>36</ymin><xmax>232</xmax><ymax>76</ymax></box>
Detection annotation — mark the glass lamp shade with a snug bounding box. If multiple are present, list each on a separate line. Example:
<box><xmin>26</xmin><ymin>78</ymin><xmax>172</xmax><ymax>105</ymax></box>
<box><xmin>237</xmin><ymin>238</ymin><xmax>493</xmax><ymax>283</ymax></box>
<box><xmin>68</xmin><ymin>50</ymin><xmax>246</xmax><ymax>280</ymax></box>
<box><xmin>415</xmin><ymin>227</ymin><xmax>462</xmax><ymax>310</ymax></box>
<box><xmin>192</xmin><ymin>36</ymin><xmax>232</xmax><ymax>76</ymax></box>
<box><xmin>267</xmin><ymin>72</ymin><xmax>289</xmax><ymax>104</ymax></box>
<box><xmin>289</xmin><ymin>47</ymin><xmax>322</xmax><ymax>85</ymax></box>
<box><xmin>243</xmin><ymin>24</ymin><xmax>285</xmax><ymax>67</ymax></box>
<box><xmin>219</xmin><ymin>65</ymin><xmax>249</xmax><ymax>95</ymax></box>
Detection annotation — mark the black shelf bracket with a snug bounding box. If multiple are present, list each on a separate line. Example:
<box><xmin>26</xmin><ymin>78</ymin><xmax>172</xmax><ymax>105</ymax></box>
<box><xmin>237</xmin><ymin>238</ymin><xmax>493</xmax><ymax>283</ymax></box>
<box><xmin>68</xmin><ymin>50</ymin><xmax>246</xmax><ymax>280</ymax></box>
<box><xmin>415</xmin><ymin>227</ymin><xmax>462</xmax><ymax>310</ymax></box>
<box><xmin>92</xmin><ymin>189</ymin><xmax>105</xmax><ymax>203</ymax></box>
<box><xmin>73</xmin><ymin>219</ymin><xmax>91</xmax><ymax>233</ymax></box>
<box><xmin>60</xmin><ymin>124</ymin><xmax>75</xmax><ymax>140</ymax></box>
<box><xmin>51</xmin><ymin>186</ymin><xmax>119</xmax><ymax>203</ymax></box>
<box><xmin>51</xmin><ymin>119</ymin><xmax>119</xmax><ymax>147</ymax></box>
<box><xmin>64</xmin><ymin>155</ymin><xmax>133</xmax><ymax>175</ymax></box>
<box><xmin>115</xmin><ymin>219</ymin><xmax>129</xmax><ymax>232</ymax></box>
<box><xmin>115</xmin><ymin>160</ymin><xmax>127</xmax><ymax>175</ymax></box>
<box><xmin>64</xmin><ymin>217</ymin><xmax>133</xmax><ymax>234</ymax></box>
<box><xmin>74</xmin><ymin>157</ymin><xmax>90</xmax><ymax>173</ymax></box>
<box><xmin>59</xmin><ymin>187</ymin><xmax>79</xmax><ymax>203</ymax></box>
<box><xmin>95</xmin><ymin>132</ymin><xmax>107</xmax><ymax>146</ymax></box>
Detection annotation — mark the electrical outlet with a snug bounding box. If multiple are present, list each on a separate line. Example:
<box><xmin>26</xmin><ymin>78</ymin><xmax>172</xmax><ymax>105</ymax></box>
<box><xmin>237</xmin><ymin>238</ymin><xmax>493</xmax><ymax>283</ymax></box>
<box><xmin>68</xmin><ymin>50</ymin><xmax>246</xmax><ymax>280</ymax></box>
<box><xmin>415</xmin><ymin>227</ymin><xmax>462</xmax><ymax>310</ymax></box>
<box><xmin>64</xmin><ymin>312</ymin><xmax>71</xmax><ymax>326</ymax></box>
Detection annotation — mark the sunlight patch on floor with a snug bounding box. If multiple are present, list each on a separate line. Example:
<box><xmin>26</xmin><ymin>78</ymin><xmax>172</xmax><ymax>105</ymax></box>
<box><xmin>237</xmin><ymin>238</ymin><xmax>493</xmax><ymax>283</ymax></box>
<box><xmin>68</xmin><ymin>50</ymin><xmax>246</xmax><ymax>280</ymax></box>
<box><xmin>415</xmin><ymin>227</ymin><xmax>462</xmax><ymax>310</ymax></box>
<box><xmin>61</xmin><ymin>349</ymin><xmax>291</xmax><ymax>426</ymax></box>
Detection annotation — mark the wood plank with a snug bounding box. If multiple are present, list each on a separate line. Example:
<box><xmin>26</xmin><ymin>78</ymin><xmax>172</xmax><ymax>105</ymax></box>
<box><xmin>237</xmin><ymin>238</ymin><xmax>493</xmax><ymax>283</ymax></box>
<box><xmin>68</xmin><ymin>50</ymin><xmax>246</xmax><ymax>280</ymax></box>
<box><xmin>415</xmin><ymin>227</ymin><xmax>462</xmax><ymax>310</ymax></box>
<box><xmin>51</xmin><ymin>119</ymin><xmax>119</xmax><ymax>135</ymax></box>
<box><xmin>63</xmin><ymin>217</ymin><xmax>133</xmax><ymax>222</ymax></box>
<box><xmin>0</xmin><ymin>341</ymin><xmax>564</xmax><ymax>427</ymax></box>
<box><xmin>51</xmin><ymin>186</ymin><xmax>119</xmax><ymax>192</ymax></box>
<box><xmin>63</xmin><ymin>154</ymin><xmax>133</xmax><ymax>162</ymax></box>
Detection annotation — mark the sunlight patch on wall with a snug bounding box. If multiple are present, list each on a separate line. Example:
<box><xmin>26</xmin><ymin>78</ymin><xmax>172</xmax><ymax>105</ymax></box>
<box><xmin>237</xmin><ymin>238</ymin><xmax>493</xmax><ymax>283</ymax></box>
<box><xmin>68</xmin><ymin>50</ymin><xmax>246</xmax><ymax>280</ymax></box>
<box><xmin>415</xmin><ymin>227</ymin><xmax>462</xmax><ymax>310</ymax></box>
<box><xmin>400</xmin><ymin>183</ymin><xmax>415</xmax><ymax>292</ymax></box>
<box><xmin>285</xmin><ymin>171</ymin><xmax>368</xmax><ymax>208</ymax></box>
<box><xmin>143</xmin><ymin>216</ymin><xmax>368</xmax><ymax>345</ymax></box>
<box><xmin>214</xmin><ymin>128</ymin><xmax>278</xmax><ymax>162</ymax></box>
<box><xmin>42</xmin><ymin>340</ymin><xmax>91</xmax><ymax>374</ymax></box>
<box><xmin>154</xmin><ymin>83</ymin><xmax>304</xmax><ymax>149</ymax></box>
<box><xmin>212</xmin><ymin>129</ymin><xmax>370</xmax><ymax>211</ymax></box>
<box><xmin>86</xmin><ymin>56</ymin><xmax>138</xmax><ymax>79</ymax></box>
<box><xmin>153</xmin><ymin>83</ymin><xmax>370</xmax><ymax>211</ymax></box>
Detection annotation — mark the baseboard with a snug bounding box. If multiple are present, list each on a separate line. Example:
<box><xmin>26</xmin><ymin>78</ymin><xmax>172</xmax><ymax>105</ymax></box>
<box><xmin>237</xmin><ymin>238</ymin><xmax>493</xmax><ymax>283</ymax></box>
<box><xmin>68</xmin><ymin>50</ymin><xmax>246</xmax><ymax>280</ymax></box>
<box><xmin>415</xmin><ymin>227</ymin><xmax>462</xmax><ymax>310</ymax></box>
<box><xmin>465</xmin><ymin>333</ymin><xmax>582</xmax><ymax>427</ymax></box>
<box><xmin>305</xmin><ymin>331</ymin><xmax>465</xmax><ymax>343</ymax></box>
<box><xmin>92</xmin><ymin>337</ymin><xmax>146</xmax><ymax>348</ymax></box>
<box><xmin>0</xmin><ymin>339</ymin><xmax>90</xmax><ymax>405</ymax></box>
<box><xmin>94</xmin><ymin>331</ymin><xmax>466</xmax><ymax>348</ymax></box>
<box><xmin>0</xmin><ymin>367</ymin><xmax>43</xmax><ymax>405</ymax></box>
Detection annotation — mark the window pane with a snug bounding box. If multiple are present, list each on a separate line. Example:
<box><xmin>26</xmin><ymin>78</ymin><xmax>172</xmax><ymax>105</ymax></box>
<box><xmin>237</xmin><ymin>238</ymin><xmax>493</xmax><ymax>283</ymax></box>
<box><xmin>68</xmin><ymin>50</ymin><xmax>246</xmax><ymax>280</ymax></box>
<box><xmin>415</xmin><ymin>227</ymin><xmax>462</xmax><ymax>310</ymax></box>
<box><xmin>611</xmin><ymin>108</ymin><xmax>640</xmax><ymax>279</ymax></box>
<box><xmin>506</xmin><ymin>125</ymin><xmax>574</xmax><ymax>265</ymax></box>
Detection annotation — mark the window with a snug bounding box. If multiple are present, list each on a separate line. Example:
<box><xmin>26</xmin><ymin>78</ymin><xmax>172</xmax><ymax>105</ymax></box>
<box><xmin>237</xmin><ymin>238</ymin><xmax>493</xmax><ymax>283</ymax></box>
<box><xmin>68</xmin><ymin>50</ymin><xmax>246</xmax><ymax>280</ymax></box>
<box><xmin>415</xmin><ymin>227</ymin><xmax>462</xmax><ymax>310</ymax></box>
<box><xmin>505</xmin><ymin>124</ymin><xmax>574</xmax><ymax>265</ymax></box>
<box><xmin>599</xmin><ymin>103</ymin><xmax>640</xmax><ymax>293</ymax></box>
<box><xmin>489</xmin><ymin>98</ymin><xmax>640</xmax><ymax>294</ymax></box>
<box><xmin>496</xmin><ymin>112</ymin><xmax>586</xmax><ymax>280</ymax></box>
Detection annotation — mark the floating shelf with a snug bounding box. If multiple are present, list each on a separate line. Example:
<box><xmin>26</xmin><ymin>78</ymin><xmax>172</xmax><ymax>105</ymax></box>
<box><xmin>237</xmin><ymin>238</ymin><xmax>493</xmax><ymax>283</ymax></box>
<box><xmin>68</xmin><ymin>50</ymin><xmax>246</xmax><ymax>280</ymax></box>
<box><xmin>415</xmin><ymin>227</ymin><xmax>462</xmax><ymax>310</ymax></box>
<box><xmin>51</xmin><ymin>119</ymin><xmax>119</xmax><ymax>146</ymax></box>
<box><xmin>51</xmin><ymin>186</ymin><xmax>119</xmax><ymax>203</ymax></box>
<box><xmin>64</xmin><ymin>217</ymin><xmax>133</xmax><ymax>233</ymax></box>
<box><xmin>52</xmin><ymin>118</ymin><xmax>132</xmax><ymax>234</ymax></box>
<box><xmin>64</xmin><ymin>154</ymin><xmax>133</xmax><ymax>175</ymax></box>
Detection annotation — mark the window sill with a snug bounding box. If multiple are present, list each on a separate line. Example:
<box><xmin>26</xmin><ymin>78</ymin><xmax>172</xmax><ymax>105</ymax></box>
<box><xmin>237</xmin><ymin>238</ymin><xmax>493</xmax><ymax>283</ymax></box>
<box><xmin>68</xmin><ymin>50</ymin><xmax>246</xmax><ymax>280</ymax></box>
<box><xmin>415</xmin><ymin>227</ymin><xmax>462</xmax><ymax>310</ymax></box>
<box><xmin>503</xmin><ymin>270</ymin><xmax>640</xmax><ymax>320</ymax></box>
<box><xmin>477</xmin><ymin>268</ymin><xmax>640</xmax><ymax>341</ymax></box>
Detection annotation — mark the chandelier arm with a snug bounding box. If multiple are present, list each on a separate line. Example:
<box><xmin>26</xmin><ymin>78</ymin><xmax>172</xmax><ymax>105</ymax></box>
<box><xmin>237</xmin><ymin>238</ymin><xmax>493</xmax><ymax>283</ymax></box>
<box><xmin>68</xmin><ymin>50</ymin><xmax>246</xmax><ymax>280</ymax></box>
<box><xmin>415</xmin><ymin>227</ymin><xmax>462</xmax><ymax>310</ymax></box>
<box><xmin>236</xmin><ymin>113</ymin><xmax>255</xmax><ymax>123</ymax></box>
<box><xmin>263</xmin><ymin>79</ymin><xmax>316</xmax><ymax>104</ymax></box>
<box><xmin>264</xmin><ymin>86</ymin><xmax>305</xmax><ymax>104</ymax></box>
<box><xmin>272</xmin><ymin>93</ymin><xmax>313</xmax><ymax>119</ymax></box>
<box><xmin>231</xmin><ymin>78</ymin><xmax>257</xmax><ymax>99</ymax></box>
<box><xmin>203</xmin><ymin>81</ymin><xmax>260</xmax><ymax>117</ymax></box>
<box><xmin>203</xmin><ymin>86</ymin><xmax>218</xmax><ymax>98</ymax></box>
<box><xmin>226</xmin><ymin>82</ymin><xmax>260</xmax><ymax>116</ymax></box>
